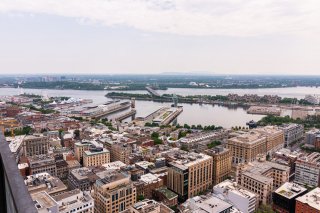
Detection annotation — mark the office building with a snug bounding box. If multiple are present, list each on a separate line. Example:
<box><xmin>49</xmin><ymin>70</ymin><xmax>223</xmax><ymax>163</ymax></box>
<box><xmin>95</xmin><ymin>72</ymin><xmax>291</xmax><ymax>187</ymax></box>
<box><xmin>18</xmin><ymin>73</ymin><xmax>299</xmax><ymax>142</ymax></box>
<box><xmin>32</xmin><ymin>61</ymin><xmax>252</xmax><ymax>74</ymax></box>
<box><xmin>280</xmin><ymin>124</ymin><xmax>304</xmax><ymax>147</ymax></box>
<box><xmin>31</xmin><ymin>191</ymin><xmax>59</xmax><ymax>213</ymax></box>
<box><xmin>180</xmin><ymin>194</ymin><xmax>241</xmax><ymax>213</ymax></box>
<box><xmin>236</xmin><ymin>160</ymin><xmax>290</xmax><ymax>205</ymax></box>
<box><xmin>295</xmin><ymin>152</ymin><xmax>320</xmax><ymax>187</ymax></box>
<box><xmin>272</xmin><ymin>182</ymin><xmax>307</xmax><ymax>213</ymax></box>
<box><xmin>295</xmin><ymin>187</ymin><xmax>320</xmax><ymax>213</ymax></box>
<box><xmin>52</xmin><ymin>189</ymin><xmax>94</xmax><ymax>213</ymax></box>
<box><xmin>110</xmin><ymin>142</ymin><xmax>132</xmax><ymax>164</ymax></box>
<box><xmin>227</xmin><ymin>126</ymin><xmax>284</xmax><ymax>164</ymax></box>
<box><xmin>23</xmin><ymin>134</ymin><xmax>50</xmax><ymax>157</ymax></box>
<box><xmin>28</xmin><ymin>154</ymin><xmax>57</xmax><ymax>176</ymax></box>
<box><xmin>166</xmin><ymin>150</ymin><xmax>213</xmax><ymax>201</ymax></box>
<box><xmin>93</xmin><ymin>171</ymin><xmax>136</xmax><ymax>213</ymax></box>
<box><xmin>74</xmin><ymin>141</ymin><xmax>92</xmax><ymax>163</ymax></box>
<box><xmin>83</xmin><ymin>146</ymin><xmax>110</xmax><ymax>167</ymax></box>
<box><xmin>205</xmin><ymin>145</ymin><xmax>232</xmax><ymax>185</ymax></box>
<box><xmin>68</xmin><ymin>166</ymin><xmax>106</xmax><ymax>191</ymax></box>
<box><xmin>25</xmin><ymin>172</ymin><xmax>67</xmax><ymax>196</ymax></box>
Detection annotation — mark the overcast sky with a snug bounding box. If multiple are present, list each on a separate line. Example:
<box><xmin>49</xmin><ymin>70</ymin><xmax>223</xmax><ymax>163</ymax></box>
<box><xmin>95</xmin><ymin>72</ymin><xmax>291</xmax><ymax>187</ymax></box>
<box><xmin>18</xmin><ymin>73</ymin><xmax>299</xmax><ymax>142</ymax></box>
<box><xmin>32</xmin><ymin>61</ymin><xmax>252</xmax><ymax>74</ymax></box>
<box><xmin>0</xmin><ymin>0</ymin><xmax>320</xmax><ymax>75</ymax></box>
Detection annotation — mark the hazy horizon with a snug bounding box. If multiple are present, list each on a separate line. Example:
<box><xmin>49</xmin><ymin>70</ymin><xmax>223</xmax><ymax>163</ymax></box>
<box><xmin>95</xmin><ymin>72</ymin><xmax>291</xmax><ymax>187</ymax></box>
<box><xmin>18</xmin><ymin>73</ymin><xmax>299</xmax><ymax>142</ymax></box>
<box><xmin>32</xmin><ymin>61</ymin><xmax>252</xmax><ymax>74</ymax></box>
<box><xmin>1</xmin><ymin>1</ymin><xmax>320</xmax><ymax>75</ymax></box>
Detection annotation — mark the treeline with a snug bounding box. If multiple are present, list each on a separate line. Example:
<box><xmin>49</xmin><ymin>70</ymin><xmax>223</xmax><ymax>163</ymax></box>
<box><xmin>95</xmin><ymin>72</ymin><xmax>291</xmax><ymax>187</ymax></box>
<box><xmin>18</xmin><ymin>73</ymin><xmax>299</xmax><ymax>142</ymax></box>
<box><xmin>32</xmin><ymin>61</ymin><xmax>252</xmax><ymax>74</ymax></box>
<box><xmin>258</xmin><ymin>115</ymin><xmax>320</xmax><ymax>129</ymax></box>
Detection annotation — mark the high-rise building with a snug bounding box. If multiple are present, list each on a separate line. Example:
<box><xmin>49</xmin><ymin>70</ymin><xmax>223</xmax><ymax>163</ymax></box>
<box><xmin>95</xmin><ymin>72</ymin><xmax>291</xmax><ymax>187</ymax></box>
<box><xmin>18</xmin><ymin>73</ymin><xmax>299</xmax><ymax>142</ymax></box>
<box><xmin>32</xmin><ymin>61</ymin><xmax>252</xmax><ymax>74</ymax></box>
<box><xmin>83</xmin><ymin>147</ymin><xmax>110</xmax><ymax>167</ymax></box>
<box><xmin>204</xmin><ymin>145</ymin><xmax>232</xmax><ymax>185</ymax></box>
<box><xmin>23</xmin><ymin>134</ymin><xmax>50</xmax><ymax>157</ymax></box>
<box><xmin>127</xmin><ymin>199</ymin><xmax>174</xmax><ymax>213</ymax></box>
<box><xmin>166</xmin><ymin>151</ymin><xmax>213</xmax><ymax>201</ymax></box>
<box><xmin>272</xmin><ymin>182</ymin><xmax>307</xmax><ymax>213</ymax></box>
<box><xmin>295</xmin><ymin>152</ymin><xmax>320</xmax><ymax>187</ymax></box>
<box><xmin>295</xmin><ymin>187</ymin><xmax>320</xmax><ymax>213</ymax></box>
<box><xmin>93</xmin><ymin>171</ymin><xmax>136</xmax><ymax>213</ymax></box>
<box><xmin>227</xmin><ymin>126</ymin><xmax>284</xmax><ymax>164</ymax></box>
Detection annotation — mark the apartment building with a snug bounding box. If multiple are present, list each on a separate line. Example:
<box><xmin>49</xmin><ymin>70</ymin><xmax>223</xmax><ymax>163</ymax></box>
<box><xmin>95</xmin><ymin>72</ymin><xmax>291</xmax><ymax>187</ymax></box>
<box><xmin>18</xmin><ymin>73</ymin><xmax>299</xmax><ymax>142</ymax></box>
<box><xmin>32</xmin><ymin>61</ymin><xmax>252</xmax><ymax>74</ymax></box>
<box><xmin>134</xmin><ymin>173</ymin><xmax>164</xmax><ymax>199</ymax></box>
<box><xmin>213</xmin><ymin>180</ymin><xmax>257</xmax><ymax>213</ymax></box>
<box><xmin>83</xmin><ymin>146</ymin><xmax>110</xmax><ymax>167</ymax></box>
<box><xmin>23</xmin><ymin>134</ymin><xmax>50</xmax><ymax>157</ymax></box>
<box><xmin>227</xmin><ymin>126</ymin><xmax>284</xmax><ymax>164</ymax></box>
<box><xmin>236</xmin><ymin>160</ymin><xmax>290</xmax><ymax>205</ymax></box>
<box><xmin>204</xmin><ymin>146</ymin><xmax>232</xmax><ymax>185</ymax></box>
<box><xmin>272</xmin><ymin>182</ymin><xmax>307</xmax><ymax>213</ymax></box>
<box><xmin>295</xmin><ymin>152</ymin><xmax>320</xmax><ymax>187</ymax></box>
<box><xmin>166</xmin><ymin>151</ymin><xmax>213</xmax><ymax>201</ymax></box>
<box><xmin>279</xmin><ymin>124</ymin><xmax>304</xmax><ymax>147</ymax></box>
<box><xmin>93</xmin><ymin>171</ymin><xmax>136</xmax><ymax>213</ymax></box>
<box><xmin>295</xmin><ymin>187</ymin><xmax>320</xmax><ymax>213</ymax></box>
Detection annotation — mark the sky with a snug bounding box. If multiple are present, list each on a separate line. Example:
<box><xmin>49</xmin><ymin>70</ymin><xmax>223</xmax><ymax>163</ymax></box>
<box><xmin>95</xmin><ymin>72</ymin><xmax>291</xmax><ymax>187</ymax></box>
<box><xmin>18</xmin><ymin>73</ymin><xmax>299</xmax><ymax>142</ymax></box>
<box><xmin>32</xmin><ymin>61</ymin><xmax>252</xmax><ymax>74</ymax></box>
<box><xmin>0</xmin><ymin>0</ymin><xmax>320</xmax><ymax>75</ymax></box>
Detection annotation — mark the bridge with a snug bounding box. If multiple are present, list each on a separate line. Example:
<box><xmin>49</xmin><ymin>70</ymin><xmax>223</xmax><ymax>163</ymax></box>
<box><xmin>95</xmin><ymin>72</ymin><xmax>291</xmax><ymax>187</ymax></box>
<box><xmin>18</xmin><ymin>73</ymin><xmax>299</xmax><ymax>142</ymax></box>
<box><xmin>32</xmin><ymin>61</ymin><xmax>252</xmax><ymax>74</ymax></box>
<box><xmin>115</xmin><ymin>109</ymin><xmax>137</xmax><ymax>122</ymax></box>
<box><xmin>146</xmin><ymin>86</ymin><xmax>161</xmax><ymax>97</ymax></box>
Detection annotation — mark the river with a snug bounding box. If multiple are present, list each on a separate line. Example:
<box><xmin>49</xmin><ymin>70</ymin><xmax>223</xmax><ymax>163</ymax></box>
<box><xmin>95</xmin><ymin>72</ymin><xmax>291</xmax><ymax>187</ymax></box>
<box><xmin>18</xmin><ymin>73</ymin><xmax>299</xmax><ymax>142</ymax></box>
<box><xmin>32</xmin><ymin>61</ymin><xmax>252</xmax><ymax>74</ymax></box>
<box><xmin>3</xmin><ymin>86</ymin><xmax>318</xmax><ymax>128</ymax></box>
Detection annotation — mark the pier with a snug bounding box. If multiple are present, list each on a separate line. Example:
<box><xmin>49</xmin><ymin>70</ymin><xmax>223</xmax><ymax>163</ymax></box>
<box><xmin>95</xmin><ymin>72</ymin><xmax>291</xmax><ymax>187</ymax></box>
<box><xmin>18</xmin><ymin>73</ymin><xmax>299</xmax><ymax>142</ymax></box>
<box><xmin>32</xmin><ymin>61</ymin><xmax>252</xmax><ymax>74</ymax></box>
<box><xmin>114</xmin><ymin>109</ymin><xmax>137</xmax><ymax>122</ymax></box>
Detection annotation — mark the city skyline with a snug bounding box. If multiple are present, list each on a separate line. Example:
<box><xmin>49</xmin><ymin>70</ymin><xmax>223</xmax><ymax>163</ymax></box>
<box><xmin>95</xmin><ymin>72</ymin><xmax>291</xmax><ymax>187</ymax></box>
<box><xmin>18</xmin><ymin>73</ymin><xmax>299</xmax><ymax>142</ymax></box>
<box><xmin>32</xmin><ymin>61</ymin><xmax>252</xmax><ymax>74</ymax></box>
<box><xmin>0</xmin><ymin>0</ymin><xmax>320</xmax><ymax>75</ymax></box>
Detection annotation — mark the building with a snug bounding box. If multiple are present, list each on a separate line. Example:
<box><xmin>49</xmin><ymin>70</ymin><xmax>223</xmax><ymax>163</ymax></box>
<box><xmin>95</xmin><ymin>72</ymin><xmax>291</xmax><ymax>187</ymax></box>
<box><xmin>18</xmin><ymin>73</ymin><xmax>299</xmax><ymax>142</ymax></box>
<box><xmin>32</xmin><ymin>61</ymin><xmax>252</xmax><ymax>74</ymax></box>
<box><xmin>25</xmin><ymin>172</ymin><xmax>67</xmax><ymax>196</ymax></box>
<box><xmin>296</xmin><ymin>187</ymin><xmax>320</xmax><ymax>213</ymax></box>
<box><xmin>31</xmin><ymin>191</ymin><xmax>59</xmax><ymax>213</ymax></box>
<box><xmin>7</xmin><ymin>135</ymin><xmax>25</xmax><ymax>163</ymax></box>
<box><xmin>52</xmin><ymin>189</ymin><xmax>94</xmax><ymax>213</ymax></box>
<box><xmin>272</xmin><ymin>182</ymin><xmax>307</xmax><ymax>213</ymax></box>
<box><xmin>110</xmin><ymin>142</ymin><xmax>132</xmax><ymax>164</ymax></box>
<box><xmin>227</xmin><ymin>126</ymin><xmax>284</xmax><ymax>164</ymax></box>
<box><xmin>93</xmin><ymin>171</ymin><xmax>136</xmax><ymax>213</ymax></box>
<box><xmin>213</xmin><ymin>180</ymin><xmax>257</xmax><ymax>213</ymax></box>
<box><xmin>305</xmin><ymin>128</ymin><xmax>320</xmax><ymax>145</ymax></box>
<box><xmin>23</xmin><ymin>134</ymin><xmax>50</xmax><ymax>157</ymax></box>
<box><xmin>68</xmin><ymin>166</ymin><xmax>106</xmax><ymax>191</ymax></box>
<box><xmin>295</xmin><ymin>152</ymin><xmax>320</xmax><ymax>187</ymax></box>
<box><xmin>134</xmin><ymin>173</ymin><xmax>164</xmax><ymax>199</ymax></box>
<box><xmin>28</xmin><ymin>154</ymin><xmax>57</xmax><ymax>176</ymax></box>
<box><xmin>128</xmin><ymin>199</ymin><xmax>174</xmax><ymax>213</ymax></box>
<box><xmin>74</xmin><ymin>141</ymin><xmax>92</xmax><ymax>163</ymax></box>
<box><xmin>205</xmin><ymin>145</ymin><xmax>232</xmax><ymax>185</ymax></box>
<box><xmin>153</xmin><ymin>187</ymin><xmax>178</xmax><ymax>207</ymax></box>
<box><xmin>83</xmin><ymin>146</ymin><xmax>110</xmax><ymax>167</ymax></box>
<box><xmin>166</xmin><ymin>151</ymin><xmax>213</xmax><ymax>201</ymax></box>
<box><xmin>179</xmin><ymin>131</ymin><xmax>225</xmax><ymax>150</ymax></box>
<box><xmin>280</xmin><ymin>124</ymin><xmax>304</xmax><ymax>147</ymax></box>
<box><xmin>236</xmin><ymin>159</ymin><xmax>290</xmax><ymax>205</ymax></box>
<box><xmin>180</xmin><ymin>194</ymin><xmax>241</xmax><ymax>213</ymax></box>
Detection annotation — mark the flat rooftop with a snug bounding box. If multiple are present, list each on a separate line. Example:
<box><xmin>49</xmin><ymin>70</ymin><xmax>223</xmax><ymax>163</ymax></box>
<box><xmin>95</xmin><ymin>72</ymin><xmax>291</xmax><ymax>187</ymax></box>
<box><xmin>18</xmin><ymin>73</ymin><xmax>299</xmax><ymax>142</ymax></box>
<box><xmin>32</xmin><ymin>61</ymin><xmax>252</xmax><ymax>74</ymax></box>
<box><xmin>275</xmin><ymin>182</ymin><xmax>307</xmax><ymax>199</ymax></box>
<box><xmin>296</xmin><ymin>187</ymin><xmax>320</xmax><ymax>211</ymax></box>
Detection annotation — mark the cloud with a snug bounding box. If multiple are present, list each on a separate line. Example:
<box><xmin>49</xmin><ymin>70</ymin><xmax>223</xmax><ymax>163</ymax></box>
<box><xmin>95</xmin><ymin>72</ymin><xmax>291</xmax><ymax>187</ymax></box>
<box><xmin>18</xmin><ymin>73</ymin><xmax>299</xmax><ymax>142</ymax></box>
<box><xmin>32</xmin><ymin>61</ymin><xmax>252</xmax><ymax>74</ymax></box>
<box><xmin>0</xmin><ymin>0</ymin><xmax>319</xmax><ymax>37</ymax></box>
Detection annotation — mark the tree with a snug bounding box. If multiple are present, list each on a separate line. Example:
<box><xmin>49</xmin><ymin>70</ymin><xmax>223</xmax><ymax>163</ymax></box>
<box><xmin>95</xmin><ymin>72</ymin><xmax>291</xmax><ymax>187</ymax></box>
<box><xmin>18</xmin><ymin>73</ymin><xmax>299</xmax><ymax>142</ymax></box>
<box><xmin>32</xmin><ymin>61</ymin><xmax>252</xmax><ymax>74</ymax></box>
<box><xmin>137</xmin><ymin>195</ymin><xmax>145</xmax><ymax>201</ymax></box>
